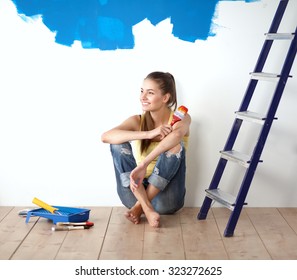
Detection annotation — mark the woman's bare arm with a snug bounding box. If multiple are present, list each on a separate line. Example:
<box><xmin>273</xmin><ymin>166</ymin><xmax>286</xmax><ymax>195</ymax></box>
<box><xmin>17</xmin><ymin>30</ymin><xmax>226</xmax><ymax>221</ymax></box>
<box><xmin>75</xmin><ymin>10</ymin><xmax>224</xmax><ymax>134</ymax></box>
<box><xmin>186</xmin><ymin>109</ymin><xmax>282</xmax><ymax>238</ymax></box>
<box><xmin>101</xmin><ymin>115</ymin><xmax>148</xmax><ymax>144</ymax></box>
<box><xmin>130</xmin><ymin>114</ymin><xmax>191</xmax><ymax>189</ymax></box>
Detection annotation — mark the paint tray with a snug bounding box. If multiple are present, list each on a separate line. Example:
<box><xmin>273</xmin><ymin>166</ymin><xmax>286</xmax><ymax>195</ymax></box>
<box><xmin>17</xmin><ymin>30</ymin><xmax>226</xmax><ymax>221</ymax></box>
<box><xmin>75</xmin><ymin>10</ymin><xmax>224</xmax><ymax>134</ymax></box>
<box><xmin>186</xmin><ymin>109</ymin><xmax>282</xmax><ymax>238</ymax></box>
<box><xmin>25</xmin><ymin>206</ymin><xmax>90</xmax><ymax>224</ymax></box>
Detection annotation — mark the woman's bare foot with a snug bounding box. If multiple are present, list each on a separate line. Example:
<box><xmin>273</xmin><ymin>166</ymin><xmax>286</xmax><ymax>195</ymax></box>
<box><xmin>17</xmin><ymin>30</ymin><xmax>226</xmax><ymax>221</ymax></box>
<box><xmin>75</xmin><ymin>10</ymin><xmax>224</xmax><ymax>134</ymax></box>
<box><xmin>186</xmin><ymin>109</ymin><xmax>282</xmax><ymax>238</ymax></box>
<box><xmin>125</xmin><ymin>203</ymin><xmax>160</xmax><ymax>227</ymax></box>
<box><xmin>144</xmin><ymin>208</ymin><xmax>160</xmax><ymax>228</ymax></box>
<box><xmin>125</xmin><ymin>203</ymin><xmax>143</xmax><ymax>224</ymax></box>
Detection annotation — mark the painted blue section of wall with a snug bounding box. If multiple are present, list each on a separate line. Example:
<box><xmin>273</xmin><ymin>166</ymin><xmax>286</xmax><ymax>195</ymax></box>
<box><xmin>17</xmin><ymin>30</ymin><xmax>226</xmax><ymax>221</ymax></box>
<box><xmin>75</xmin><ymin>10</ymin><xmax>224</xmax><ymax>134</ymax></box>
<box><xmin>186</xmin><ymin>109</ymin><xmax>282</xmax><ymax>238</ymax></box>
<box><xmin>11</xmin><ymin>0</ymin><xmax>259</xmax><ymax>50</ymax></box>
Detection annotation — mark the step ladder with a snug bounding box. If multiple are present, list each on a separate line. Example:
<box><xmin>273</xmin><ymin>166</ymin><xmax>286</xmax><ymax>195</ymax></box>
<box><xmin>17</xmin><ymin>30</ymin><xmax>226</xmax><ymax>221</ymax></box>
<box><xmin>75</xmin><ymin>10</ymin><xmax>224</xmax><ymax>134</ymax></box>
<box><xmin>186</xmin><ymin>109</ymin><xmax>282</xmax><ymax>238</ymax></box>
<box><xmin>197</xmin><ymin>0</ymin><xmax>297</xmax><ymax>237</ymax></box>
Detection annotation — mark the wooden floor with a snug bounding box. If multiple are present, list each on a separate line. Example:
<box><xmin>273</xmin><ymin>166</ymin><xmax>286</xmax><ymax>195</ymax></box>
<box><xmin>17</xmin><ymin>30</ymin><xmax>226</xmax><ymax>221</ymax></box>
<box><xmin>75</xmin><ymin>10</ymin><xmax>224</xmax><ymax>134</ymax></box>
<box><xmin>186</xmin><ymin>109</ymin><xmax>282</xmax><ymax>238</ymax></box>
<box><xmin>1</xmin><ymin>206</ymin><xmax>297</xmax><ymax>260</ymax></box>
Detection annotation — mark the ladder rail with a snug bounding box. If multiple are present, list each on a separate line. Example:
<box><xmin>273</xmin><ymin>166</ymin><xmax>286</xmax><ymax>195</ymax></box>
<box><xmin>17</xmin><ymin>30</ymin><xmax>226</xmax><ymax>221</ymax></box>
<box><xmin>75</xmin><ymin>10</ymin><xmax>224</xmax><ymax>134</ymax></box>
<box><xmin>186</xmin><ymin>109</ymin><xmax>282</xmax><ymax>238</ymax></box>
<box><xmin>224</xmin><ymin>25</ymin><xmax>297</xmax><ymax>237</ymax></box>
<box><xmin>198</xmin><ymin>0</ymin><xmax>297</xmax><ymax>237</ymax></box>
<box><xmin>197</xmin><ymin>157</ymin><xmax>227</xmax><ymax>219</ymax></box>
<box><xmin>224</xmin><ymin>0</ymin><xmax>289</xmax><ymax>152</ymax></box>
<box><xmin>265</xmin><ymin>25</ymin><xmax>297</xmax><ymax>122</ymax></box>
<box><xmin>198</xmin><ymin>0</ymin><xmax>289</xmax><ymax>222</ymax></box>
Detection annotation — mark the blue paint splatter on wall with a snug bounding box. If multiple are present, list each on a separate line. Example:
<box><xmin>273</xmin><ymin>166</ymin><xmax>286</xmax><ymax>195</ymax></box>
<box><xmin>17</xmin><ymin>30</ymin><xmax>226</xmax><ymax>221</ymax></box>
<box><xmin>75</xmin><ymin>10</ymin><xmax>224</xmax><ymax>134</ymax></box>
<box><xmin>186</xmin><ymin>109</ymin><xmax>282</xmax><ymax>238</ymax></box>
<box><xmin>11</xmin><ymin>0</ymin><xmax>259</xmax><ymax>51</ymax></box>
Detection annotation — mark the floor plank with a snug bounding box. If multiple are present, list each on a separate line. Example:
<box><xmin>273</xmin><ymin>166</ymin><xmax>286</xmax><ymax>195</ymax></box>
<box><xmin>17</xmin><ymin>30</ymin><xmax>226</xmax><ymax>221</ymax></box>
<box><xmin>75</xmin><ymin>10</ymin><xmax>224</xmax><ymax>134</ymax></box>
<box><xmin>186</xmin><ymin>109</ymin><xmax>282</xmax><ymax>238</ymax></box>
<box><xmin>0</xmin><ymin>207</ymin><xmax>38</xmax><ymax>260</ymax></box>
<box><xmin>99</xmin><ymin>207</ymin><xmax>145</xmax><ymax>259</ymax></box>
<box><xmin>180</xmin><ymin>208</ymin><xmax>228</xmax><ymax>260</ymax></box>
<box><xmin>11</xmin><ymin>216</ymin><xmax>67</xmax><ymax>260</ymax></box>
<box><xmin>246</xmin><ymin>207</ymin><xmax>297</xmax><ymax>259</ymax></box>
<box><xmin>55</xmin><ymin>207</ymin><xmax>112</xmax><ymax>260</ymax></box>
<box><xmin>278</xmin><ymin>207</ymin><xmax>297</xmax><ymax>234</ymax></box>
<box><xmin>212</xmin><ymin>207</ymin><xmax>272</xmax><ymax>260</ymax></box>
<box><xmin>143</xmin><ymin>213</ymin><xmax>185</xmax><ymax>259</ymax></box>
<box><xmin>0</xmin><ymin>207</ymin><xmax>13</xmax><ymax>221</ymax></box>
<box><xmin>1</xmin><ymin>206</ymin><xmax>297</xmax><ymax>260</ymax></box>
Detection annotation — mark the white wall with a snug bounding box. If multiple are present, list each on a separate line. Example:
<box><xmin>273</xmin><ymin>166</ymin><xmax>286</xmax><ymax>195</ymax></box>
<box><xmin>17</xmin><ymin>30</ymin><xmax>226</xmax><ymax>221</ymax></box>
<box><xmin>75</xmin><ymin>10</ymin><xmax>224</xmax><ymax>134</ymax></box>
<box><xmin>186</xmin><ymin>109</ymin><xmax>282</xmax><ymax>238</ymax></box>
<box><xmin>0</xmin><ymin>0</ymin><xmax>296</xmax><ymax>207</ymax></box>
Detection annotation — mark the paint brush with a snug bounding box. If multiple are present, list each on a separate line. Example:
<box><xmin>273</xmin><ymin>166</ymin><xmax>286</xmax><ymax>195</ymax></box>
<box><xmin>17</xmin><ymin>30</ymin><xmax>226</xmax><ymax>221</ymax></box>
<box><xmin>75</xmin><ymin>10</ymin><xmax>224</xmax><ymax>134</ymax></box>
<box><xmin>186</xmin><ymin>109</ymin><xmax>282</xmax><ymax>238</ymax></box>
<box><xmin>52</xmin><ymin>225</ymin><xmax>92</xmax><ymax>231</ymax></box>
<box><xmin>56</xmin><ymin>221</ymin><xmax>94</xmax><ymax>227</ymax></box>
<box><xmin>170</xmin><ymin>105</ymin><xmax>188</xmax><ymax>126</ymax></box>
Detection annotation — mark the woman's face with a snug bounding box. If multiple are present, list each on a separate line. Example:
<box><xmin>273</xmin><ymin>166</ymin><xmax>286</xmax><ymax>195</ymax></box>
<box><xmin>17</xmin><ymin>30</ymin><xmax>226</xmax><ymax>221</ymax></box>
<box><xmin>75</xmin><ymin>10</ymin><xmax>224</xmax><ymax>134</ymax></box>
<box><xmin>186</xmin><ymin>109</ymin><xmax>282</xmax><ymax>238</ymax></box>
<box><xmin>140</xmin><ymin>79</ymin><xmax>168</xmax><ymax>112</ymax></box>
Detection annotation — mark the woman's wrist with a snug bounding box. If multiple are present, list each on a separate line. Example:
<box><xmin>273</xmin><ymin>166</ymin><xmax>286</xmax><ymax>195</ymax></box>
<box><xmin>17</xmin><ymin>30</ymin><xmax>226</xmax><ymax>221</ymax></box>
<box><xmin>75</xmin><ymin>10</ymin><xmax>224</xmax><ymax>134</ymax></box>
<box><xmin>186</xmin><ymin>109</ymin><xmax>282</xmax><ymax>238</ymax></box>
<box><xmin>139</xmin><ymin>160</ymin><xmax>149</xmax><ymax>169</ymax></box>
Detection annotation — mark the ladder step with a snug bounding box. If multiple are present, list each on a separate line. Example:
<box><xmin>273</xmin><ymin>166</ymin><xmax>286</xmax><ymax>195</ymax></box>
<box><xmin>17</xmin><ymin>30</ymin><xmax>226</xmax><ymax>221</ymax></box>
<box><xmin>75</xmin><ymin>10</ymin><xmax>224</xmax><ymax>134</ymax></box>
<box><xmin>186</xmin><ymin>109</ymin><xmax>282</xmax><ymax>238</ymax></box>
<box><xmin>236</xmin><ymin>111</ymin><xmax>278</xmax><ymax>124</ymax></box>
<box><xmin>250</xmin><ymin>72</ymin><xmax>293</xmax><ymax>81</ymax></box>
<box><xmin>220</xmin><ymin>150</ymin><xmax>251</xmax><ymax>167</ymax></box>
<box><xmin>205</xmin><ymin>189</ymin><xmax>246</xmax><ymax>211</ymax></box>
<box><xmin>235</xmin><ymin>111</ymin><xmax>266</xmax><ymax>124</ymax></box>
<box><xmin>265</xmin><ymin>32</ymin><xmax>295</xmax><ymax>40</ymax></box>
<box><xmin>250</xmin><ymin>72</ymin><xmax>280</xmax><ymax>81</ymax></box>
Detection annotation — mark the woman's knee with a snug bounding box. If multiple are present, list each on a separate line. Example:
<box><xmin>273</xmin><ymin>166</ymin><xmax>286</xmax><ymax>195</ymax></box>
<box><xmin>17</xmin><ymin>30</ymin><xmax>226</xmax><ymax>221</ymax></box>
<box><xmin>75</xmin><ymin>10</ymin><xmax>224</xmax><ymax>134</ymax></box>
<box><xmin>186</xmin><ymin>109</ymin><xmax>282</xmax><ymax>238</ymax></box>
<box><xmin>110</xmin><ymin>142</ymin><xmax>133</xmax><ymax>156</ymax></box>
<box><xmin>153</xmin><ymin>201</ymin><xmax>184</xmax><ymax>215</ymax></box>
<box><xmin>166</xmin><ymin>143</ymin><xmax>182</xmax><ymax>156</ymax></box>
<box><xmin>152</xmin><ymin>194</ymin><xmax>185</xmax><ymax>215</ymax></box>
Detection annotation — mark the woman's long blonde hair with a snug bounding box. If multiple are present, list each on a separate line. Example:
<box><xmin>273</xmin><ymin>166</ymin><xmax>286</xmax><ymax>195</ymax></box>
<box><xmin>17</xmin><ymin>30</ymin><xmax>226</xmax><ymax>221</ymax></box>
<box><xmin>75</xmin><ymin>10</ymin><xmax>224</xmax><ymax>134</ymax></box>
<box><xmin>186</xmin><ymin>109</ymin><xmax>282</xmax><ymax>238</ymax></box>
<box><xmin>140</xmin><ymin>71</ymin><xmax>177</xmax><ymax>153</ymax></box>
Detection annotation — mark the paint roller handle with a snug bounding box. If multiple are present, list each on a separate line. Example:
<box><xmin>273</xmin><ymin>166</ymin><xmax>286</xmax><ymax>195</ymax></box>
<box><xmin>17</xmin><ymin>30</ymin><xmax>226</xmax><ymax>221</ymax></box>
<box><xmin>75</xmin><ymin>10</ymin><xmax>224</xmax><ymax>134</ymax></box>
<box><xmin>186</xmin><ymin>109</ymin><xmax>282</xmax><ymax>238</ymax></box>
<box><xmin>32</xmin><ymin>197</ymin><xmax>60</xmax><ymax>214</ymax></box>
